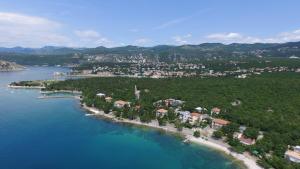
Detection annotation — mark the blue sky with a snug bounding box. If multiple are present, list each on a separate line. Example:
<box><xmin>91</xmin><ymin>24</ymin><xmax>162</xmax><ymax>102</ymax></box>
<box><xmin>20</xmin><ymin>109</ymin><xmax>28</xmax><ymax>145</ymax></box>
<box><xmin>0</xmin><ymin>0</ymin><xmax>300</xmax><ymax>47</ymax></box>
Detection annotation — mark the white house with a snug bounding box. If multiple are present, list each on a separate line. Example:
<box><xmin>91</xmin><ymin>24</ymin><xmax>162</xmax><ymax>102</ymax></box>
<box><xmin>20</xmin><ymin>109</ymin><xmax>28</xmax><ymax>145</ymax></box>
<box><xmin>96</xmin><ymin>93</ymin><xmax>106</xmax><ymax>98</ymax></box>
<box><xmin>114</xmin><ymin>100</ymin><xmax>130</xmax><ymax>109</ymax></box>
<box><xmin>195</xmin><ymin>107</ymin><xmax>204</xmax><ymax>113</ymax></box>
<box><xmin>285</xmin><ymin>146</ymin><xmax>300</xmax><ymax>163</ymax></box>
<box><xmin>165</xmin><ymin>99</ymin><xmax>184</xmax><ymax>107</ymax></box>
<box><xmin>105</xmin><ymin>96</ymin><xmax>112</xmax><ymax>102</ymax></box>
<box><xmin>178</xmin><ymin>111</ymin><xmax>191</xmax><ymax>122</ymax></box>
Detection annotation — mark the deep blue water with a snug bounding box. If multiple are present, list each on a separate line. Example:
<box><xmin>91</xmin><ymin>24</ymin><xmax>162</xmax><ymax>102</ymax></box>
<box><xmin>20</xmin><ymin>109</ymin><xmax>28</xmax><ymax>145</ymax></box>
<box><xmin>0</xmin><ymin>67</ymin><xmax>240</xmax><ymax>169</ymax></box>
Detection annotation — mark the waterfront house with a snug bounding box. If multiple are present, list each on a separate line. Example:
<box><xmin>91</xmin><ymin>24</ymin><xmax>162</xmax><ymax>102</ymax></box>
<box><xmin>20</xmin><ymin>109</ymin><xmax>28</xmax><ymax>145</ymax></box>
<box><xmin>96</xmin><ymin>93</ymin><xmax>106</xmax><ymax>98</ymax></box>
<box><xmin>114</xmin><ymin>100</ymin><xmax>130</xmax><ymax>109</ymax></box>
<box><xmin>190</xmin><ymin>112</ymin><xmax>201</xmax><ymax>124</ymax></box>
<box><xmin>178</xmin><ymin>111</ymin><xmax>191</xmax><ymax>122</ymax></box>
<box><xmin>210</xmin><ymin>107</ymin><xmax>221</xmax><ymax>115</ymax></box>
<box><xmin>237</xmin><ymin>133</ymin><xmax>256</xmax><ymax>145</ymax></box>
<box><xmin>156</xmin><ymin>109</ymin><xmax>168</xmax><ymax>117</ymax></box>
<box><xmin>285</xmin><ymin>146</ymin><xmax>300</xmax><ymax>163</ymax></box>
<box><xmin>212</xmin><ymin>118</ymin><xmax>230</xmax><ymax>129</ymax></box>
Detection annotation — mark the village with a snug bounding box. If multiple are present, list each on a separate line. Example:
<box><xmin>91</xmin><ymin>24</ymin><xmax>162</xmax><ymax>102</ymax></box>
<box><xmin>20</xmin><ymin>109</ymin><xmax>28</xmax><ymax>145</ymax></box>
<box><xmin>90</xmin><ymin>85</ymin><xmax>300</xmax><ymax>165</ymax></box>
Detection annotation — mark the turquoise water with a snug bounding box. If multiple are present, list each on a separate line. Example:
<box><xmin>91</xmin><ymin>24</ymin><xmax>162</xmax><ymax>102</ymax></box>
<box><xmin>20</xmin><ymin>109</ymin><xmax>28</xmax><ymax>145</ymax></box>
<box><xmin>0</xmin><ymin>67</ymin><xmax>240</xmax><ymax>169</ymax></box>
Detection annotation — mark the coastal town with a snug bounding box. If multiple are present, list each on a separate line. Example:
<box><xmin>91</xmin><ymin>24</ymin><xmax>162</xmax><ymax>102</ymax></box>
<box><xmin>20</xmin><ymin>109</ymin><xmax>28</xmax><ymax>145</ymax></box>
<box><xmin>70</xmin><ymin>59</ymin><xmax>300</xmax><ymax>79</ymax></box>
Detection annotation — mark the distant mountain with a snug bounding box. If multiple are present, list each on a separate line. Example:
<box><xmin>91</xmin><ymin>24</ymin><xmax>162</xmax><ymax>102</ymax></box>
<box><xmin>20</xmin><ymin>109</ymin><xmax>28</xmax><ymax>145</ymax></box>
<box><xmin>1</xmin><ymin>42</ymin><xmax>300</xmax><ymax>65</ymax></box>
<box><xmin>0</xmin><ymin>60</ymin><xmax>25</xmax><ymax>71</ymax></box>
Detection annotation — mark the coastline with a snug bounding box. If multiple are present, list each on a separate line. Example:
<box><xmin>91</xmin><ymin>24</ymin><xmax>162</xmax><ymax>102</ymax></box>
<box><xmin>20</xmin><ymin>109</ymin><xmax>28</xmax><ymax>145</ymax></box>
<box><xmin>81</xmin><ymin>104</ymin><xmax>262</xmax><ymax>169</ymax></box>
<box><xmin>8</xmin><ymin>83</ymin><xmax>262</xmax><ymax>169</ymax></box>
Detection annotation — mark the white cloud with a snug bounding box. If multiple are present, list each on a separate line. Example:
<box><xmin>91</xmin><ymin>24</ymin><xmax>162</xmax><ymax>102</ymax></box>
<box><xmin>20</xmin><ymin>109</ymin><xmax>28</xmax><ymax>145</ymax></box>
<box><xmin>0</xmin><ymin>12</ymin><xmax>114</xmax><ymax>48</ymax></box>
<box><xmin>74</xmin><ymin>30</ymin><xmax>113</xmax><ymax>47</ymax></box>
<box><xmin>172</xmin><ymin>34</ymin><xmax>192</xmax><ymax>45</ymax></box>
<box><xmin>206</xmin><ymin>33</ymin><xmax>261</xmax><ymax>44</ymax></box>
<box><xmin>0</xmin><ymin>12</ymin><xmax>71</xmax><ymax>47</ymax></box>
<box><xmin>205</xmin><ymin>29</ymin><xmax>300</xmax><ymax>44</ymax></box>
<box><xmin>133</xmin><ymin>38</ymin><xmax>151</xmax><ymax>46</ymax></box>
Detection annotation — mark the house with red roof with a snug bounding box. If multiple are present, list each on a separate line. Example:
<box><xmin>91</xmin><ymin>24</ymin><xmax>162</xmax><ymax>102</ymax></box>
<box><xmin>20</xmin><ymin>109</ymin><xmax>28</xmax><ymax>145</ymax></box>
<box><xmin>212</xmin><ymin>118</ymin><xmax>230</xmax><ymax>129</ymax></box>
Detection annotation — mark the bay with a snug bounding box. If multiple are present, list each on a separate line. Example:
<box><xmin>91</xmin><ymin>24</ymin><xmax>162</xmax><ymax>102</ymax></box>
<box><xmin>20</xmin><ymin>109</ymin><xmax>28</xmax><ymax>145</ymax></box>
<box><xmin>0</xmin><ymin>67</ymin><xmax>241</xmax><ymax>169</ymax></box>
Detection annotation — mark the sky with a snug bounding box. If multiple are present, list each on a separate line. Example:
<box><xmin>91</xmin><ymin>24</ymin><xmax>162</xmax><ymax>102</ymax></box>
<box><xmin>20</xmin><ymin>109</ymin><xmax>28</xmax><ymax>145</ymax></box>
<box><xmin>0</xmin><ymin>0</ymin><xmax>300</xmax><ymax>48</ymax></box>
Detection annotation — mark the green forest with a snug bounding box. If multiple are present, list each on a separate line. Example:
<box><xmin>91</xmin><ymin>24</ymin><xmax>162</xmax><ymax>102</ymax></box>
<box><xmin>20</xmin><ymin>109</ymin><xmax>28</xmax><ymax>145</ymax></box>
<box><xmin>46</xmin><ymin>72</ymin><xmax>300</xmax><ymax>169</ymax></box>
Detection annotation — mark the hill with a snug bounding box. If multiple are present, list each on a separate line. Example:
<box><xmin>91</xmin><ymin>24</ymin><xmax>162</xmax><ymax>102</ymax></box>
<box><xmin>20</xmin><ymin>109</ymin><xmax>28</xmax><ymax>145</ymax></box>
<box><xmin>0</xmin><ymin>42</ymin><xmax>300</xmax><ymax>65</ymax></box>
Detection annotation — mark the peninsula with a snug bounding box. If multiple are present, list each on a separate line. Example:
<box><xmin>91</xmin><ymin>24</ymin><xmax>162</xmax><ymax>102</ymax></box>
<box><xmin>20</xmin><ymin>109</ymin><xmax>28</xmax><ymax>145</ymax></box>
<box><xmin>0</xmin><ymin>60</ymin><xmax>25</xmax><ymax>71</ymax></box>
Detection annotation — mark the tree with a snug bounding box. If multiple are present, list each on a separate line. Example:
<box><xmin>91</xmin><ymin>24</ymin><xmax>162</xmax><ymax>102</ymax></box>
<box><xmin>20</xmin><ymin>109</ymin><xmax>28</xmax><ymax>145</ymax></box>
<box><xmin>167</xmin><ymin>108</ymin><xmax>176</xmax><ymax>121</ymax></box>
<box><xmin>244</xmin><ymin>127</ymin><xmax>259</xmax><ymax>139</ymax></box>
<box><xmin>193</xmin><ymin>131</ymin><xmax>201</xmax><ymax>138</ymax></box>
<box><xmin>222</xmin><ymin>122</ymin><xmax>239</xmax><ymax>135</ymax></box>
<box><xmin>157</xmin><ymin>117</ymin><xmax>167</xmax><ymax>126</ymax></box>
<box><xmin>213</xmin><ymin>130</ymin><xmax>223</xmax><ymax>139</ymax></box>
<box><xmin>174</xmin><ymin>120</ymin><xmax>183</xmax><ymax>131</ymax></box>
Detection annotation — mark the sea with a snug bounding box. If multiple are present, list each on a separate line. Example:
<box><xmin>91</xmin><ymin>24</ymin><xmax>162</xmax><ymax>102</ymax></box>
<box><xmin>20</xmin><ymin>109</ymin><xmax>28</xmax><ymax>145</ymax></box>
<box><xmin>0</xmin><ymin>67</ymin><xmax>241</xmax><ymax>169</ymax></box>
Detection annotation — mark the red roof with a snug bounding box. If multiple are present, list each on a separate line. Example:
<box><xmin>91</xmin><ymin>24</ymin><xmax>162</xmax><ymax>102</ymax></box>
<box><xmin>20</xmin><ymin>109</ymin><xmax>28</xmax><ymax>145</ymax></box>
<box><xmin>213</xmin><ymin>118</ymin><xmax>230</xmax><ymax>125</ymax></box>
<box><xmin>191</xmin><ymin>112</ymin><xmax>201</xmax><ymax>117</ymax></box>
<box><xmin>238</xmin><ymin>135</ymin><xmax>255</xmax><ymax>145</ymax></box>
<box><xmin>157</xmin><ymin>109</ymin><xmax>168</xmax><ymax>114</ymax></box>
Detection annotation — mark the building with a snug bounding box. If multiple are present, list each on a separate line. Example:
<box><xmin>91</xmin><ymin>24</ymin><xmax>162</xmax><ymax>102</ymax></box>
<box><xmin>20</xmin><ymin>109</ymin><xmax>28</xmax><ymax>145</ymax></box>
<box><xmin>178</xmin><ymin>111</ymin><xmax>191</xmax><ymax>122</ymax></box>
<box><xmin>212</xmin><ymin>118</ymin><xmax>230</xmax><ymax>129</ymax></box>
<box><xmin>237</xmin><ymin>74</ymin><xmax>247</xmax><ymax>79</ymax></box>
<box><xmin>165</xmin><ymin>99</ymin><xmax>184</xmax><ymax>107</ymax></box>
<box><xmin>96</xmin><ymin>93</ymin><xmax>106</xmax><ymax>98</ymax></box>
<box><xmin>211</xmin><ymin>107</ymin><xmax>221</xmax><ymax>115</ymax></box>
<box><xmin>105</xmin><ymin>97</ymin><xmax>112</xmax><ymax>102</ymax></box>
<box><xmin>114</xmin><ymin>100</ymin><xmax>130</xmax><ymax>109</ymax></box>
<box><xmin>134</xmin><ymin>85</ymin><xmax>140</xmax><ymax>100</ymax></box>
<box><xmin>156</xmin><ymin>109</ymin><xmax>168</xmax><ymax>117</ymax></box>
<box><xmin>190</xmin><ymin>112</ymin><xmax>201</xmax><ymax>124</ymax></box>
<box><xmin>195</xmin><ymin>107</ymin><xmax>206</xmax><ymax>113</ymax></box>
<box><xmin>285</xmin><ymin>146</ymin><xmax>300</xmax><ymax>163</ymax></box>
<box><xmin>237</xmin><ymin>134</ymin><xmax>256</xmax><ymax>145</ymax></box>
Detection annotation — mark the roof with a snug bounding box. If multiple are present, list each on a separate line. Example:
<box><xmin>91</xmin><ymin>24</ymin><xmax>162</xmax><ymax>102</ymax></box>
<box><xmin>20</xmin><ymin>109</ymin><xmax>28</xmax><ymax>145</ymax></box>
<box><xmin>114</xmin><ymin>100</ymin><xmax>128</xmax><ymax>105</ymax></box>
<box><xmin>178</xmin><ymin>111</ymin><xmax>190</xmax><ymax>115</ymax></box>
<box><xmin>157</xmin><ymin>109</ymin><xmax>168</xmax><ymax>114</ymax></box>
<box><xmin>191</xmin><ymin>112</ymin><xmax>201</xmax><ymax>117</ymax></box>
<box><xmin>211</xmin><ymin>107</ymin><xmax>221</xmax><ymax>113</ymax></box>
<box><xmin>285</xmin><ymin>150</ymin><xmax>300</xmax><ymax>160</ymax></box>
<box><xmin>239</xmin><ymin>135</ymin><xmax>255</xmax><ymax>145</ymax></box>
<box><xmin>213</xmin><ymin>118</ymin><xmax>230</xmax><ymax>125</ymax></box>
<box><xmin>105</xmin><ymin>96</ymin><xmax>112</xmax><ymax>99</ymax></box>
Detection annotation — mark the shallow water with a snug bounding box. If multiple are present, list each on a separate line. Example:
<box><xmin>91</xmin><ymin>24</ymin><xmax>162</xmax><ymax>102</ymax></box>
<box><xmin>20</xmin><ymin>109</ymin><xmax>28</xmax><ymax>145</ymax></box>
<box><xmin>0</xmin><ymin>67</ymin><xmax>240</xmax><ymax>169</ymax></box>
